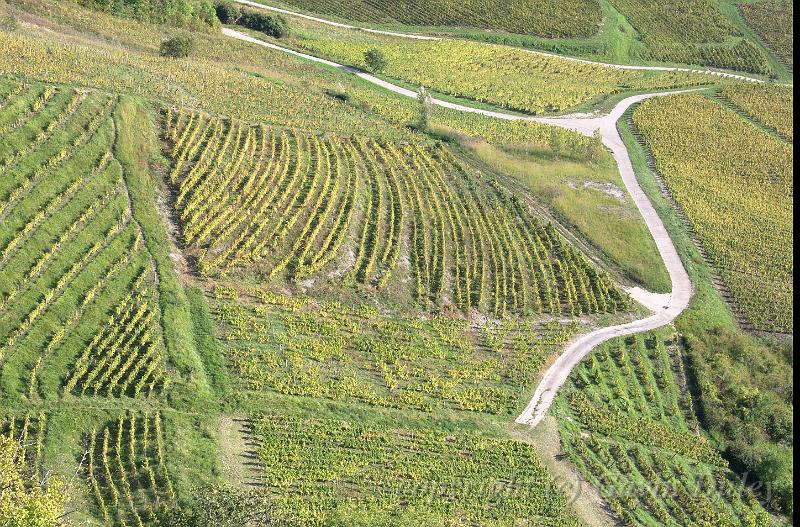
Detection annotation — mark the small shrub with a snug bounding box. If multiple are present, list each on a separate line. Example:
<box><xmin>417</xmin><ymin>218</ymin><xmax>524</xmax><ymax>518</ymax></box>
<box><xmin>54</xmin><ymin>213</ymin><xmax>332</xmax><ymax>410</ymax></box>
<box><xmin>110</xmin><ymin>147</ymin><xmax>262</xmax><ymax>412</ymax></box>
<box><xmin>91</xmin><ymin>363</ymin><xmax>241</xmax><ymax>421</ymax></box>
<box><xmin>215</xmin><ymin>1</ymin><xmax>241</xmax><ymax>24</ymax></box>
<box><xmin>325</xmin><ymin>85</ymin><xmax>350</xmax><ymax>103</ymax></box>
<box><xmin>160</xmin><ymin>34</ymin><xmax>194</xmax><ymax>59</ymax></box>
<box><xmin>238</xmin><ymin>11</ymin><xmax>289</xmax><ymax>38</ymax></box>
<box><xmin>364</xmin><ymin>49</ymin><xmax>388</xmax><ymax>73</ymax></box>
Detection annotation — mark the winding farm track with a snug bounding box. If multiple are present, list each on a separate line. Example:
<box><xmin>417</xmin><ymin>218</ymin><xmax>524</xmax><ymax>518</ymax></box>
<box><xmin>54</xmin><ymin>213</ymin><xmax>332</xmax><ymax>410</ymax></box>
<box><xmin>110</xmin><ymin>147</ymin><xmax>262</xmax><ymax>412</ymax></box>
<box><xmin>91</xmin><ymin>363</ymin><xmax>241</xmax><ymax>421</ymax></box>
<box><xmin>231</xmin><ymin>0</ymin><xmax>764</xmax><ymax>83</ymax></box>
<box><xmin>223</xmin><ymin>28</ymin><xmax>698</xmax><ymax>427</ymax></box>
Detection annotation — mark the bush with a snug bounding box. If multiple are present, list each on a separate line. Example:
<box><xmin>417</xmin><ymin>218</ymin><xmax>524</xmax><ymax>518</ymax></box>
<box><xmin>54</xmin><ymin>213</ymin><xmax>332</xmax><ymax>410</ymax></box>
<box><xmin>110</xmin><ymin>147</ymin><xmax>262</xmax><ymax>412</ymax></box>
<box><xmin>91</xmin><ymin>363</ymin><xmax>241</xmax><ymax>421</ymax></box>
<box><xmin>364</xmin><ymin>48</ymin><xmax>388</xmax><ymax>73</ymax></box>
<box><xmin>238</xmin><ymin>11</ymin><xmax>289</xmax><ymax>38</ymax></box>
<box><xmin>160</xmin><ymin>34</ymin><xmax>194</xmax><ymax>59</ymax></box>
<box><xmin>215</xmin><ymin>1</ymin><xmax>241</xmax><ymax>24</ymax></box>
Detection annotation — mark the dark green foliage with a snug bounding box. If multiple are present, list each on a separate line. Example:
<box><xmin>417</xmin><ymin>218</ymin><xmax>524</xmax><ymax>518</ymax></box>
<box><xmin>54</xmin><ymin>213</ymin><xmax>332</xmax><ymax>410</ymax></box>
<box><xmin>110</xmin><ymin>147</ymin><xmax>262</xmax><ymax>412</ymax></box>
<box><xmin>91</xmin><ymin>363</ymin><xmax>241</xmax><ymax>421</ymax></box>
<box><xmin>364</xmin><ymin>48</ymin><xmax>388</xmax><ymax>73</ymax></box>
<box><xmin>683</xmin><ymin>325</ymin><xmax>794</xmax><ymax>515</ymax></box>
<box><xmin>237</xmin><ymin>11</ymin><xmax>289</xmax><ymax>38</ymax></box>
<box><xmin>160</xmin><ymin>34</ymin><xmax>195</xmax><ymax>59</ymax></box>
<box><xmin>214</xmin><ymin>1</ymin><xmax>241</xmax><ymax>24</ymax></box>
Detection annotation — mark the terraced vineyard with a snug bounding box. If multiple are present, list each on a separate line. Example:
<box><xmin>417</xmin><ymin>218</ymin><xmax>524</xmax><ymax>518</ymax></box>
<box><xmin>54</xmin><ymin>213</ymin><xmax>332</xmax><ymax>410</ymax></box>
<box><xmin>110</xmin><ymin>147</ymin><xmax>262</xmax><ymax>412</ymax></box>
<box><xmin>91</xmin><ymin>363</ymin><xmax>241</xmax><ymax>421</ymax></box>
<box><xmin>632</xmin><ymin>93</ymin><xmax>793</xmax><ymax>333</ymax></box>
<box><xmin>0</xmin><ymin>80</ymin><xmax>169</xmax><ymax>400</ymax></box>
<box><xmin>608</xmin><ymin>0</ymin><xmax>770</xmax><ymax>73</ymax></box>
<box><xmin>740</xmin><ymin>0</ymin><xmax>793</xmax><ymax>70</ymax></box>
<box><xmin>85</xmin><ymin>412</ymin><xmax>176</xmax><ymax>526</ymax></box>
<box><xmin>719</xmin><ymin>83</ymin><xmax>794</xmax><ymax>141</ymax></box>
<box><xmin>214</xmin><ymin>288</ymin><xmax>578</xmax><ymax>414</ymax></box>
<box><xmin>556</xmin><ymin>333</ymin><xmax>780</xmax><ymax>526</ymax></box>
<box><xmin>166</xmin><ymin>110</ymin><xmax>628</xmax><ymax>317</ymax></box>
<box><xmin>250</xmin><ymin>414</ymin><xmax>582</xmax><ymax>526</ymax></box>
<box><xmin>286</xmin><ymin>25</ymin><xmax>718</xmax><ymax>114</ymax></box>
<box><xmin>260</xmin><ymin>0</ymin><xmax>603</xmax><ymax>38</ymax></box>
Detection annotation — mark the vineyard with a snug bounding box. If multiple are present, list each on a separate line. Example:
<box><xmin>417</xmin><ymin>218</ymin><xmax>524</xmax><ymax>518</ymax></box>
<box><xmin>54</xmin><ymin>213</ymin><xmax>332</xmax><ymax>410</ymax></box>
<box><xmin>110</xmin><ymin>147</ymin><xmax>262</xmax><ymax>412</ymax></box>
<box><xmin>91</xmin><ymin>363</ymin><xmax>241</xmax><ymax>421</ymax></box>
<box><xmin>1</xmin><ymin>412</ymin><xmax>48</xmax><ymax>477</ymax></box>
<box><xmin>63</xmin><ymin>269</ymin><xmax>169</xmax><ymax>398</ymax></box>
<box><xmin>719</xmin><ymin>84</ymin><xmax>794</xmax><ymax>141</ymax></box>
<box><xmin>0</xmin><ymin>0</ymin><xmax>795</xmax><ymax>524</ymax></box>
<box><xmin>608</xmin><ymin>0</ymin><xmax>770</xmax><ymax>73</ymax></box>
<box><xmin>284</xmin><ymin>23</ymin><xmax>718</xmax><ymax>114</ymax></box>
<box><xmin>632</xmin><ymin>93</ymin><xmax>793</xmax><ymax>333</ymax></box>
<box><xmin>740</xmin><ymin>0</ymin><xmax>793</xmax><ymax>70</ymax></box>
<box><xmin>555</xmin><ymin>332</ymin><xmax>781</xmax><ymax>526</ymax></box>
<box><xmin>165</xmin><ymin>110</ymin><xmax>628</xmax><ymax>317</ymax></box>
<box><xmin>84</xmin><ymin>412</ymin><xmax>176</xmax><ymax>526</ymax></box>
<box><xmin>257</xmin><ymin>0</ymin><xmax>603</xmax><ymax>38</ymax></box>
<box><xmin>250</xmin><ymin>414</ymin><xmax>581</xmax><ymax>526</ymax></box>
<box><xmin>0</xmin><ymin>80</ymin><xmax>170</xmax><ymax>400</ymax></box>
<box><xmin>215</xmin><ymin>287</ymin><xmax>579</xmax><ymax>414</ymax></box>
<box><xmin>0</xmin><ymin>0</ymin><xmax>408</xmax><ymax>140</ymax></box>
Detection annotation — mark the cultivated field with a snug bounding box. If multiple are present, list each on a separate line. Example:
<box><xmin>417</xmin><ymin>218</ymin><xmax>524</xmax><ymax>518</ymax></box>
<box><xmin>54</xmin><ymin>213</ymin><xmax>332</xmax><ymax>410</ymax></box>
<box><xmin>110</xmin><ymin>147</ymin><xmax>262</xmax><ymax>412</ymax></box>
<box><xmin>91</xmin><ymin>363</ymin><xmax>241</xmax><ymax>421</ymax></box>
<box><xmin>633</xmin><ymin>93</ymin><xmax>793</xmax><ymax>333</ymax></box>
<box><xmin>165</xmin><ymin>110</ymin><xmax>629</xmax><ymax>317</ymax></box>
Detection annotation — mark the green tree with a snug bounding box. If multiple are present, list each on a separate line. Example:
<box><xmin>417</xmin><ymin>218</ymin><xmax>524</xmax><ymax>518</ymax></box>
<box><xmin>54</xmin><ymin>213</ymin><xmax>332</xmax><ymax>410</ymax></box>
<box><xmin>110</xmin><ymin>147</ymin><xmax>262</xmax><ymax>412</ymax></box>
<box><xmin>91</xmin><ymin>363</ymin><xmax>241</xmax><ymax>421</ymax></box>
<box><xmin>237</xmin><ymin>11</ymin><xmax>289</xmax><ymax>38</ymax></box>
<box><xmin>160</xmin><ymin>34</ymin><xmax>194</xmax><ymax>59</ymax></box>
<box><xmin>214</xmin><ymin>1</ymin><xmax>241</xmax><ymax>24</ymax></box>
<box><xmin>364</xmin><ymin>48</ymin><xmax>388</xmax><ymax>73</ymax></box>
<box><xmin>0</xmin><ymin>437</ymin><xmax>67</xmax><ymax>527</ymax></box>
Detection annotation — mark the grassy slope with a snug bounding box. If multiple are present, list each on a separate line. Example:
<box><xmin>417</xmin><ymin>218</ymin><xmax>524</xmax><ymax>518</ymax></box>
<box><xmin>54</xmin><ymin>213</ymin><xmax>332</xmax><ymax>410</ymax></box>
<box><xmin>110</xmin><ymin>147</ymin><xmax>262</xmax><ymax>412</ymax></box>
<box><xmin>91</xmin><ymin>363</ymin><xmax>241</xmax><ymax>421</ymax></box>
<box><xmin>465</xmin><ymin>140</ymin><xmax>670</xmax><ymax>293</ymax></box>
<box><xmin>113</xmin><ymin>96</ymin><xmax>214</xmax><ymax>409</ymax></box>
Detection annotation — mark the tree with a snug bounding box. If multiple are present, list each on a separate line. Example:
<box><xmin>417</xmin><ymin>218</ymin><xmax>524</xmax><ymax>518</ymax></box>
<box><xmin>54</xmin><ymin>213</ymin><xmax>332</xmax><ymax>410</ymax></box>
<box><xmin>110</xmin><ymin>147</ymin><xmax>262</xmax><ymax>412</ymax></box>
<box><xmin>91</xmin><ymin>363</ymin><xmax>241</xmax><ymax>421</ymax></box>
<box><xmin>587</xmin><ymin>130</ymin><xmax>605</xmax><ymax>163</ymax></box>
<box><xmin>237</xmin><ymin>12</ymin><xmax>289</xmax><ymax>38</ymax></box>
<box><xmin>214</xmin><ymin>1</ymin><xmax>241</xmax><ymax>24</ymax></box>
<box><xmin>364</xmin><ymin>49</ymin><xmax>388</xmax><ymax>73</ymax></box>
<box><xmin>0</xmin><ymin>437</ymin><xmax>68</xmax><ymax>527</ymax></box>
<box><xmin>416</xmin><ymin>86</ymin><xmax>432</xmax><ymax>132</ymax></box>
<box><xmin>160</xmin><ymin>34</ymin><xmax>194</xmax><ymax>59</ymax></box>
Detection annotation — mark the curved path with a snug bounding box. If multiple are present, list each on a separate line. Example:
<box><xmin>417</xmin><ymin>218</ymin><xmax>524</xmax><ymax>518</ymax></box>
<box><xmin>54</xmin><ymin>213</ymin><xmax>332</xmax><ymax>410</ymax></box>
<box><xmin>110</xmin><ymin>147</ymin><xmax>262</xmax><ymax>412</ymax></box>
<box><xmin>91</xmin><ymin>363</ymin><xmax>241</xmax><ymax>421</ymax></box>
<box><xmin>232</xmin><ymin>0</ymin><xmax>763</xmax><ymax>83</ymax></box>
<box><xmin>513</xmin><ymin>96</ymin><xmax>694</xmax><ymax>426</ymax></box>
<box><xmin>225</xmin><ymin>28</ymin><xmax>695</xmax><ymax>427</ymax></box>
